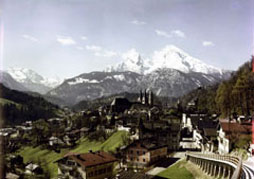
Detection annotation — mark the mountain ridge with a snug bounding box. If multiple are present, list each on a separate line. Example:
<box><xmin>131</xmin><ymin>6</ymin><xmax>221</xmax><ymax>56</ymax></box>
<box><xmin>7</xmin><ymin>67</ymin><xmax>63</xmax><ymax>94</ymax></box>
<box><xmin>106</xmin><ymin>45</ymin><xmax>227</xmax><ymax>75</ymax></box>
<box><xmin>47</xmin><ymin>69</ymin><xmax>230</xmax><ymax>107</ymax></box>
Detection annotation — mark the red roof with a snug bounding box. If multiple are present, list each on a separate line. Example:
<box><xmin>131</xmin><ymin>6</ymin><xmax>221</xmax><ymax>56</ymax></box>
<box><xmin>64</xmin><ymin>151</ymin><xmax>117</xmax><ymax>167</ymax></box>
<box><xmin>220</xmin><ymin>121</ymin><xmax>252</xmax><ymax>135</ymax></box>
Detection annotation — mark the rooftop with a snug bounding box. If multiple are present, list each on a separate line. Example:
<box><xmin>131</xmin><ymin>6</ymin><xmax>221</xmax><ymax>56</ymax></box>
<box><xmin>63</xmin><ymin>151</ymin><xmax>117</xmax><ymax>167</ymax></box>
<box><xmin>219</xmin><ymin>120</ymin><xmax>252</xmax><ymax>139</ymax></box>
<box><xmin>126</xmin><ymin>139</ymin><xmax>167</xmax><ymax>151</ymax></box>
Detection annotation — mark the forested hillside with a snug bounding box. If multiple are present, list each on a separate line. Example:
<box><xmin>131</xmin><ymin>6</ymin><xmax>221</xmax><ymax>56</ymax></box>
<box><xmin>180</xmin><ymin>59</ymin><xmax>254</xmax><ymax>118</ymax></box>
<box><xmin>180</xmin><ymin>84</ymin><xmax>219</xmax><ymax>114</ymax></box>
<box><xmin>0</xmin><ymin>84</ymin><xmax>60</xmax><ymax>125</ymax></box>
<box><xmin>216</xmin><ymin>60</ymin><xmax>254</xmax><ymax>117</ymax></box>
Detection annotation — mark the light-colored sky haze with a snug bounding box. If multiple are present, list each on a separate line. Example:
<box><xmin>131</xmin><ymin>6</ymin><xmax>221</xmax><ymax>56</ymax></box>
<box><xmin>1</xmin><ymin>0</ymin><xmax>253</xmax><ymax>79</ymax></box>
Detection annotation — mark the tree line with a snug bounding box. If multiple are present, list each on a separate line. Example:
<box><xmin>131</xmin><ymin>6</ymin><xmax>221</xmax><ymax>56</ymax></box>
<box><xmin>0</xmin><ymin>84</ymin><xmax>59</xmax><ymax>126</ymax></box>
<box><xmin>180</xmin><ymin>58</ymin><xmax>254</xmax><ymax>118</ymax></box>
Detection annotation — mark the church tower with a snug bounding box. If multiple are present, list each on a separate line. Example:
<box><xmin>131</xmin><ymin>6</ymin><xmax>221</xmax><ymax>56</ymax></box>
<box><xmin>139</xmin><ymin>90</ymin><xmax>143</xmax><ymax>103</ymax></box>
<box><xmin>148</xmin><ymin>90</ymin><xmax>154</xmax><ymax>106</ymax></box>
<box><xmin>144</xmin><ymin>89</ymin><xmax>148</xmax><ymax>105</ymax></box>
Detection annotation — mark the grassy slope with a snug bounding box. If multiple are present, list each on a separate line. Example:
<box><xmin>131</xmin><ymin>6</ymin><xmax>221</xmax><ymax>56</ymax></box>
<box><xmin>18</xmin><ymin>131</ymin><xmax>128</xmax><ymax>178</ymax></box>
<box><xmin>72</xmin><ymin>130</ymin><xmax>127</xmax><ymax>153</ymax></box>
<box><xmin>0</xmin><ymin>97</ymin><xmax>20</xmax><ymax>106</ymax></box>
<box><xmin>19</xmin><ymin>146</ymin><xmax>63</xmax><ymax>178</ymax></box>
<box><xmin>157</xmin><ymin>159</ymin><xmax>194</xmax><ymax>179</ymax></box>
<box><xmin>184</xmin><ymin>161</ymin><xmax>215</xmax><ymax>179</ymax></box>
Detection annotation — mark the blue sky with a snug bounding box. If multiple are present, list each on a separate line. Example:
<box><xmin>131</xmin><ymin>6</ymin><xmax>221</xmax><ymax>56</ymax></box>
<box><xmin>1</xmin><ymin>0</ymin><xmax>253</xmax><ymax>79</ymax></box>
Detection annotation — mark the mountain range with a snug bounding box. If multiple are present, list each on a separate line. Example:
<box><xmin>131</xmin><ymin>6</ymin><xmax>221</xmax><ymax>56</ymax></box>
<box><xmin>2</xmin><ymin>45</ymin><xmax>232</xmax><ymax>106</ymax></box>
<box><xmin>48</xmin><ymin>45</ymin><xmax>231</xmax><ymax>106</ymax></box>
<box><xmin>7</xmin><ymin>67</ymin><xmax>62</xmax><ymax>94</ymax></box>
<box><xmin>106</xmin><ymin>45</ymin><xmax>226</xmax><ymax>75</ymax></box>
<box><xmin>0</xmin><ymin>71</ymin><xmax>28</xmax><ymax>92</ymax></box>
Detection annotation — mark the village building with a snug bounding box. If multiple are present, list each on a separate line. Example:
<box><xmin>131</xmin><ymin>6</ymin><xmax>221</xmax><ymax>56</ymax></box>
<box><xmin>111</xmin><ymin>97</ymin><xmax>132</xmax><ymax>113</ymax></box>
<box><xmin>111</xmin><ymin>89</ymin><xmax>155</xmax><ymax>114</ymax></box>
<box><xmin>138</xmin><ymin>89</ymin><xmax>154</xmax><ymax>106</ymax></box>
<box><xmin>6</xmin><ymin>173</ymin><xmax>19</xmax><ymax>179</ymax></box>
<box><xmin>49</xmin><ymin>136</ymin><xmax>65</xmax><ymax>147</ymax></box>
<box><xmin>217</xmin><ymin>119</ymin><xmax>252</xmax><ymax>154</ymax></box>
<box><xmin>125</xmin><ymin>140</ymin><xmax>167</xmax><ymax>168</ymax></box>
<box><xmin>25</xmin><ymin>163</ymin><xmax>43</xmax><ymax>176</ymax></box>
<box><xmin>56</xmin><ymin>150</ymin><xmax>118</xmax><ymax>179</ymax></box>
<box><xmin>181</xmin><ymin>112</ymin><xmax>219</xmax><ymax>151</ymax></box>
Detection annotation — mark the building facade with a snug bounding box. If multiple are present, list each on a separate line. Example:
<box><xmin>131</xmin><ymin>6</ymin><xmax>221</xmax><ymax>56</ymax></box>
<box><xmin>56</xmin><ymin>151</ymin><xmax>117</xmax><ymax>179</ymax></box>
<box><xmin>125</xmin><ymin>140</ymin><xmax>167</xmax><ymax>168</ymax></box>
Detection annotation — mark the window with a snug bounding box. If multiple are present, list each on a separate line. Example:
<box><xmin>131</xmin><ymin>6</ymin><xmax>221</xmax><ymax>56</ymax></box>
<box><xmin>130</xmin><ymin>157</ymin><xmax>133</xmax><ymax>161</ymax></box>
<box><xmin>143</xmin><ymin>151</ymin><xmax>146</xmax><ymax>155</ymax></box>
<box><xmin>88</xmin><ymin>172</ymin><xmax>93</xmax><ymax>177</ymax></box>
<box><xmin>137</xmin><ymin>158</ymin><xmax>139</xmax><ymax>161</ymax></box>
<box><xmin>143</xmin><ymin>159</ymin><xmax>146</xmax><ymax>162</ymax></box>
<box><xmin>107</xmin><ymin>166</ymin><xmax>112</xmax><ymax>172</ymax></box>
<box><xmin>130</xmin><ymin>150</ymin><xmax>133</xmax><ymax>154</ymax></box>
<box><xmin>99</xmin><ymin>169</ymin><xmax>103</xmax><ymax>175</ymax></box>
<box><xmin>137</xmin><ymin>151</ymin><xmax>139</xmax><ymax>155</ymax></box>
<box><xmin>67</xmin><ymin>160</ymin><xmax>75</xmax><ymax>166</ymax></box>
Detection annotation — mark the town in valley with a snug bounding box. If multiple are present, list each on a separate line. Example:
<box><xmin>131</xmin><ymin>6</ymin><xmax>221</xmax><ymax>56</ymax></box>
<box><xmin>1</xmin><ymin>0</ymin><xmax>254</xmax><ymax>178</ymax></box>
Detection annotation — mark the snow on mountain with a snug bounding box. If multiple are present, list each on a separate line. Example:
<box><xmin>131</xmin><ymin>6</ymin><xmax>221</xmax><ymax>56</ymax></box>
<box><xmin>106</xmin><ymin>45</ymin><xmax>223</xmax><ymax>75</ymax></box>
<box><xmin>139</xmin><ymin>68</ymin><xmax>220</xmax><ymax>97</ymax></box>
<box><xmin>105</xmin><ymin>49</ymin><xmax>148</xmax><ymax>74</ymax></box>
<box><xmin>48</xmin><ymin>71</ymin><xmax>141</xmax><ymax>106</ymax></box>
<box><xmin>0</xmin><ymin>71</ymin><xmax>28</xmax><ymax>91</ymax></box>
<box><xmin>147</xmin><ymin>45</ymin><xmax>222</xmax><ymax>74</ymax></box>
<box><xmin>42</xmin><ymin>77</ymin><xmax>63</xmax><ymax>88</ymax></box>
<box><xmin>7</xmin><ymin>67</ymin><xmax>62</xmax><ymax>94</ymax></box>
<box><xmin>7</xmin><ymin>67</ymin><xmax>43</xmax><ymax>83</ymax></box>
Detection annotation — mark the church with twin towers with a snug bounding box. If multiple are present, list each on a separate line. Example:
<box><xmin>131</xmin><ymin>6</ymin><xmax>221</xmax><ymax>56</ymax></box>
<box><xmin>138</xmin><ymin>89</ymin><xmax>154</xmax><ymax>106</ymax></box>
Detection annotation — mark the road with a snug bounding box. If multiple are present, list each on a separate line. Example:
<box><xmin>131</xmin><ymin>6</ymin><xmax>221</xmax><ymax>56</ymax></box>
<box><xmin>242</xmin><ymin>157</ymin><xmax>254</xmax><ymax>179</ymax></box>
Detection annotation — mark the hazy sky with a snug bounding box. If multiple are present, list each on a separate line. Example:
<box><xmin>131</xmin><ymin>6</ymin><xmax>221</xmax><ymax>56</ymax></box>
<box><xmin>1</xmin><ymin>0</ymin><xmax>253</xmax><ymax>79</ymax></box>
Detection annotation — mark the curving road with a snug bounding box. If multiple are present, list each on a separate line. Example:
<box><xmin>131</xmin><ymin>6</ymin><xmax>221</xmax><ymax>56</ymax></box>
<box><xmin>241</xmin><ymin>157</ymin><xmax>254</xmax><ymax>179</ymax></box>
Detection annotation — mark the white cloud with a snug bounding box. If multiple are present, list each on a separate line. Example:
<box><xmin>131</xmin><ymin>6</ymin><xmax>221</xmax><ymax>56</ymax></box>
<box><xmin>56</xmin><ymin>35</ymin><xmax>76</xmax><ymax>45</ymax></box>
<box><xmin>131</xmin><ymin>20</ymin><xmax>146</xmax><ymax>25</ymax></box>
<box><xmin>171</xmin><ymin>30</ymin><xmax>185</xmax><ymax>38</ymax></box>
<box><xmin>85</xmin><ymin>45</ymin><xmax>117</xmax><ymax>57</ymax></box>
<box><xmin>81</xmin><ymin>36</ymin><xmax>87</xmax><ymax>40</ymax></box>
<box><xmin>85</xmin><ymin>45</ymin><xmax>102</xmax><ymax>51</ymax></box>
<box><xmin>155</xmin><ymin>29</ymin><xmax>186</xmax><ymax>38</ymax></box>
<box><xmin>22</xmin><ymin>34</ymin><xmax>39</xmax><ymax>42</ymax></box>
<box><xmin>202</xmin><ymin>41</ymin><xmax>215</xmax><ymax>47</ymax></box>
<box><xmin>155</xmin><ymin>29</ymin><xmax>171</xmax><ymax>38</ymax></box>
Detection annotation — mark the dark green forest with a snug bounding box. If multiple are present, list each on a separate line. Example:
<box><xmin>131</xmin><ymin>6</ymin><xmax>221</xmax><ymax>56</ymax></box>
<box><xmin>180</xmin><ymin>59</ymin><xmax>254</xmax><ymax>118</ymax></box>
<box><xmin>0</xmin><ymin>84</ymin><xmax>60</xmax><ymax>125</ymax></box>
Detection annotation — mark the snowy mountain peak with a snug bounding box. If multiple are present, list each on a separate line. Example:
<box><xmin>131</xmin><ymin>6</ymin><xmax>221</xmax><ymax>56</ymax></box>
<box><xmin>106</xmin><ymin>45</ymin><xmax>223</xmax><ymax>75</ymax></box>
<box><xmin>7</xmin><ymin>67</ymin><xmax>63</xmax><ymax>93</ymax></box>
<box><xmin>148</xmin><ymin>45</ymin><xmax>222</xmax><ymax>74</ymax></box>
<box><xmin>7</xmin><ymin>67</ymin><xmax>44</xmax><ymax>84</ymax></box>
<box><xmin>122</xmin><ymin>48</ymin><xmax>142</xmax><ymax>64</ymax></box>
<box><xmin>42</xmin><ymin>77</ymin><xmax>63</xmax><ymax>88</ymax></box>
<box><xmin>106</xmin><ymin>48</ymin><xmax>147</xmax><ymax>74</ymax></box>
